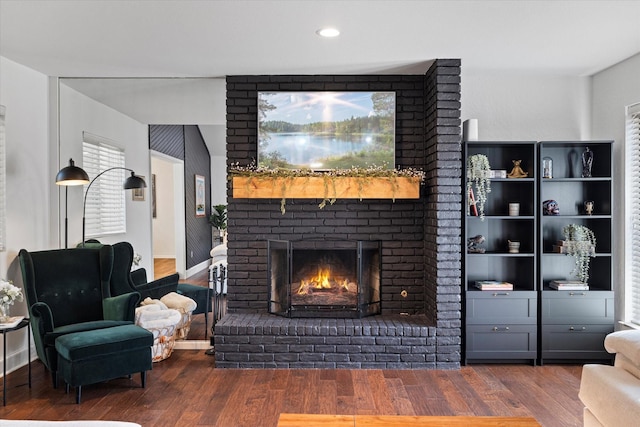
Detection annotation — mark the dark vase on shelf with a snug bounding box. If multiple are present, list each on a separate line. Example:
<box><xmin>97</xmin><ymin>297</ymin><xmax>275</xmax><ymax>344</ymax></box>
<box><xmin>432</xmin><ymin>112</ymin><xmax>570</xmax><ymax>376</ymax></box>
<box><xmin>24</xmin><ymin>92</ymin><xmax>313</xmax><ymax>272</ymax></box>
<box><xmin>582</xmin><ymin>147</ymin><xmax>593</xmax><ymax>178</ymax></box>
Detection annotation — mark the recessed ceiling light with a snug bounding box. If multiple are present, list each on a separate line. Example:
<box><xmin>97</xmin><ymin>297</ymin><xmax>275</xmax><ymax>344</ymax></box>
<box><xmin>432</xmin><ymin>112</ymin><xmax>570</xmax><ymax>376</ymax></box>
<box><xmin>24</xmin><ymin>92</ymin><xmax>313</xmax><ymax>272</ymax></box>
<box><xmin>316</xmin><ymin>27</ymin><xmax>340</xmax><ymax>38</ymax></box>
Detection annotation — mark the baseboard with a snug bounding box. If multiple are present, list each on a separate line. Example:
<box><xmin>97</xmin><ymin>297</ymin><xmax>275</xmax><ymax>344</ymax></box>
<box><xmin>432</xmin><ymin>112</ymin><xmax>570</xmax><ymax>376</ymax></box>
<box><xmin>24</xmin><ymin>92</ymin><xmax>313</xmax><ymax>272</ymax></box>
<box><xmin>186</xmin><ymin>260</ymin><xmax>209</xmax><ymax>278</ymax></box>
<box><xmin>173</xmin><ymin>340</ymin><xmax>211</xmax><ymax>350</ymax></box>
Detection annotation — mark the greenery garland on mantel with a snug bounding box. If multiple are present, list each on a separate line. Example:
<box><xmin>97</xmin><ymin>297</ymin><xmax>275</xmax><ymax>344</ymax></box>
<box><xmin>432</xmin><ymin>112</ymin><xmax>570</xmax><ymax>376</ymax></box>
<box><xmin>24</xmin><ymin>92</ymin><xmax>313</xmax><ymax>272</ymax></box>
<box><xmin>230</xmin><ymin>163</ymin><xmax>426</xmax><ymax>214</ymax></box>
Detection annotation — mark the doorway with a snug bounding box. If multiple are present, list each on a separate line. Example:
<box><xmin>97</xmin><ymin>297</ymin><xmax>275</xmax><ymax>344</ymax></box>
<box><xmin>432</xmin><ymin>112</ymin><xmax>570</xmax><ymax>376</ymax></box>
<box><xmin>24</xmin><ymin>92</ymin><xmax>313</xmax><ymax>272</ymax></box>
<box><xmin>151</xmin><ymin>151</ymin><xmax>186</xmax><ymax>279</ymax></box>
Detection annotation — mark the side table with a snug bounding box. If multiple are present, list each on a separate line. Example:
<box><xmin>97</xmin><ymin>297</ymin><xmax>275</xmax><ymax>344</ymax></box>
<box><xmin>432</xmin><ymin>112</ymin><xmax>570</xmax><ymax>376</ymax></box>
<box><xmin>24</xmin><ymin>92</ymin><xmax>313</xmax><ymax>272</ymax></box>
<box><xmin>1</xmin><ymin>317</ymin><xmax>31</xmax><ymax>406</ymax></box>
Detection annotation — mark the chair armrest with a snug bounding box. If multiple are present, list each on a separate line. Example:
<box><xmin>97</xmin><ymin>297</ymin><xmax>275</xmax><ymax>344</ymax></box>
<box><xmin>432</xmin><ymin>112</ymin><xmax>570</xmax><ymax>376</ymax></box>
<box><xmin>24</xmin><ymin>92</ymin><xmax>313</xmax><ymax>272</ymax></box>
<box><xmin>135</xmin><ymin>273</ymin><xmax>180</xmax><ymax>300</ymax></box>
<box><xmin>30</xmin><ymin>301</ymin><xmax>55</xmax><ymax>334</ymax></box>
<box><xmin>103</xmin><ymin>292</ymin><xmax>140</xmax><ymax>322</ymax></box>
<box><xmin>130</xmin><ymin>268</ymin><xmax>148</xmax><ymax>286</ymax></box>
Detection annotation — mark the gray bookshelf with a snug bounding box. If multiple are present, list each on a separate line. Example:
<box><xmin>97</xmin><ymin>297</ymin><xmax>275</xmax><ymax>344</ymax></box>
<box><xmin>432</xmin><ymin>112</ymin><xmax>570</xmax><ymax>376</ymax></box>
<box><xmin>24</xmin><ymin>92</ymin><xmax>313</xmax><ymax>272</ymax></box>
<box><xmin>464</xmin><ymin>141</ymin><xmax>538</xmax><ymax>364</ymax></box>
<box><xmin>538</xmin><ymin>140</ymin><xmax>614</xmax><ymax>364</ymax></box>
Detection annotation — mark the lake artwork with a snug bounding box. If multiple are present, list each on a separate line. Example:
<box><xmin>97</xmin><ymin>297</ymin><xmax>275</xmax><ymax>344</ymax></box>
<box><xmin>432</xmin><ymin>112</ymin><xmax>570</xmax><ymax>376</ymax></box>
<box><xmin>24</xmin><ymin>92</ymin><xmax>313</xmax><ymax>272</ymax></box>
<box><xmin>257</xmin><ymin>91</ymin><xmax>396</xmax><ymax>170</ymax></box>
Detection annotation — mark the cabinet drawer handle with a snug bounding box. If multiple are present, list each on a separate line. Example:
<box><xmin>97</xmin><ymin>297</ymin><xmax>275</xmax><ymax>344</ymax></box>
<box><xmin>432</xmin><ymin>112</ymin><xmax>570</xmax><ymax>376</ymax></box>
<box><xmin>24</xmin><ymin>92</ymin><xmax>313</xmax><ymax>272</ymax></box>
<box><xmin>569</xmin><ymin>292</ymin><xmax>587</xmax><ymax>296</ymax></box>
<box><xmin>492</xmin><ymin>326</ymin><xmax>510</xmax><ymax>332</ymax></box>
<box><xmin>492</xmin><ymin>292</ymin><xmax>510</xmax><ymax>296</ymax></box>
<box><xmin>569</xmin><ymin>326</ymin><xmax>587</xmax><ymax>331</ymax></box>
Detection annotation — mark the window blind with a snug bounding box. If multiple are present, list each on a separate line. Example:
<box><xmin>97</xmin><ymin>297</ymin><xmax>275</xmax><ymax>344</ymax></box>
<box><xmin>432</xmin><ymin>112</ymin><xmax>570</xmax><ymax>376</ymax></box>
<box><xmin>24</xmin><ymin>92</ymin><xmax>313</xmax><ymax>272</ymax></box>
<box><xmin>627</xmin><ymin>102</ymin><xmax>640</xmax><ymax>325</ymax></box>
<box><xmin>0</xmin><ymin>105</ymin><xmax>6</xmax><ymax>251</ymax></box>
<box><xmin>82</xmin><ymin>132</ymin><xmax>126</xmax><ymax>238</ymax></box>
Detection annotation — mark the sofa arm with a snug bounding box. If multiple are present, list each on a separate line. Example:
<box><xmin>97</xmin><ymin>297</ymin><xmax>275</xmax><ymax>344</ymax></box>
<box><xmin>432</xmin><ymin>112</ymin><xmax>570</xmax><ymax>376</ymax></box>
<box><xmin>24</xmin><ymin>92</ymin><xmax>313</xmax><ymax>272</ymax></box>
<box><xmin>604</xmin><ymin>330</ymin><xmax>640</xmax><ymax>361</ymax></box>
<box><xmin>135</xmin><ymin>273</ymin><xmax>179</xmax><ymax>300</ymax></box>
<box><xmin>104</xmin><ymin>292</ymin><xmax>140</xmax><ymax>322</ymax></box>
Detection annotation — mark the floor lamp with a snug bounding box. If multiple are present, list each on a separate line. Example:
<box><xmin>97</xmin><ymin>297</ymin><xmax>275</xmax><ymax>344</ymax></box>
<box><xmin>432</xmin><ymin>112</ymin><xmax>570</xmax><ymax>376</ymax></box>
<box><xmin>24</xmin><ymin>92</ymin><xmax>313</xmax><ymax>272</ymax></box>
<box><xmin>55</xmin><ymin>159</ymin><xmax>89</xmax><ymax>248</ymax></box>
<box><xmin>81</xmin><ymin>167</ymin><xmax>146</xmax><ymax>247</ymax></box>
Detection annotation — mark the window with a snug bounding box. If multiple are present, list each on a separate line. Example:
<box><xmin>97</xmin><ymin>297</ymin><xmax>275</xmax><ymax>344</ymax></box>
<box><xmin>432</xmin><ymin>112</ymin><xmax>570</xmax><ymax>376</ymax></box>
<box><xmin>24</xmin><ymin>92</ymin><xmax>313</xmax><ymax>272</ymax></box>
<box><xmin>0</xmin><ymin>105</ymin><xmax>5</xmax><ymax>251</ymax></box>
<box><xmin>82</xmin><ymin>132</ymin><xmax>127</xmax><ymax>238</ymax></box>
<box><xmin>626</xmin><ymin>102</ymin><xmax>640</xmax><ymax>325</ymax></box>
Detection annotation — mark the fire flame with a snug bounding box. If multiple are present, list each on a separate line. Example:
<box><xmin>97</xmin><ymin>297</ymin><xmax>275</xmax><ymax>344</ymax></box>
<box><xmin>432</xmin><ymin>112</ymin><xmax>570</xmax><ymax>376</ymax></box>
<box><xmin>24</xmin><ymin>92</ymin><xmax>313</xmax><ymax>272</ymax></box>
<box><xmin>297</xmin><ymin>268</ymin><xmax>338</xmax><ymax>294</ymax></box>
<box><xmin>296</xmin><ymin>268</ymin><xmax>355</xmax><ymax>295</ymax></box>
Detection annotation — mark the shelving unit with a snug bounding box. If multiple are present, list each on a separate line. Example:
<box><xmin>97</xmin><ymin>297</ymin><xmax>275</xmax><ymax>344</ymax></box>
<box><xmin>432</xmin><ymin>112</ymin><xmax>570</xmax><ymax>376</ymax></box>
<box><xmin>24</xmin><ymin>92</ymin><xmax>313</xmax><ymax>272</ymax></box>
<box><xmin>538</xmin><ymin>141</ymin><xmax>614</xmax><ymax>364</ymax></box>
<box><xmin>464</xmin><ymin>141</ymin><xmax>538</xmax><ymax>364</ymax></box>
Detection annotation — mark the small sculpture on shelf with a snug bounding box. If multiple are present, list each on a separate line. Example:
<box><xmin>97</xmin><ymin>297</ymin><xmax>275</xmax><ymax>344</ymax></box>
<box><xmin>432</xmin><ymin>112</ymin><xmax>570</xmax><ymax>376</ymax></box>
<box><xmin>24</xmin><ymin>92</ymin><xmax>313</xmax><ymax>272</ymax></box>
<box><xmin>543</xmin><ymin>199</ymin><xmax>560</xmax><ymax>215</ymax></box>
<box><xmin>584</xmin><ymin>200</ymin><xmax>594</xmax><ymax>215</ymax></box>
<box><xmin>507</xmin><ymin>159</ymin><xmax>528</xmax><ymax>178</ymax></box>
<box><xmin>467</xmin><ymin>234</ymin><xmax>486</xmax><ymax>253</ymax></box>
<box><xmin>582</xmin><ymin>147</ymin><xmax>593</xmax><ymax>178</ymax></box>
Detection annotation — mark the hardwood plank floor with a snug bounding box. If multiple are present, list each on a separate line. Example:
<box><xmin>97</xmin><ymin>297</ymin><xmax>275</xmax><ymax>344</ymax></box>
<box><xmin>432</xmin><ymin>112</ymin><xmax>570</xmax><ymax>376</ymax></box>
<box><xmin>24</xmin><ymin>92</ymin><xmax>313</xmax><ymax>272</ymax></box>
<box><xmin>0</xmin><ymin>352</ymin><xmax>585</xmax><ymax>427</ymax></box>
<box><xmin>0</xmin><ymin>260</ymin><xmax>586</xmax><ymax>426</ymax></box>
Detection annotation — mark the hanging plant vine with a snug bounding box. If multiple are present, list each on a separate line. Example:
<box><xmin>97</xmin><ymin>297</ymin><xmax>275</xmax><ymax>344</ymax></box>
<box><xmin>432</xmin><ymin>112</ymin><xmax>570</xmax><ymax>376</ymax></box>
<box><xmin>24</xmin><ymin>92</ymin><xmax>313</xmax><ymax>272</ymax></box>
<box><xmin>562</xmin><ymin>223</ymin><xmax>597</xmax><ymax>284</ymax></box>
<box><xmin>466</xmin><ymin>154</ymin><xmax>492</xmax><ymax>220</ymax></box>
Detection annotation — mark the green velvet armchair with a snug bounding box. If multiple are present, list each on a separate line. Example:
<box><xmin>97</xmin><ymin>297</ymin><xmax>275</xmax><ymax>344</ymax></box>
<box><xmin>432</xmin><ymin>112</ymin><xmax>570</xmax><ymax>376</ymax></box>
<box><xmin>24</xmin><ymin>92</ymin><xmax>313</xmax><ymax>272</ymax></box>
<box><xmin>109</xmin><ymin>241</ymin><xmax>179</xmax><ymax>300</ymax></box>
<box><xmin>18</xmin><ymin>246</ymin><xmax>140</xmax><ymax>387</ymax></box>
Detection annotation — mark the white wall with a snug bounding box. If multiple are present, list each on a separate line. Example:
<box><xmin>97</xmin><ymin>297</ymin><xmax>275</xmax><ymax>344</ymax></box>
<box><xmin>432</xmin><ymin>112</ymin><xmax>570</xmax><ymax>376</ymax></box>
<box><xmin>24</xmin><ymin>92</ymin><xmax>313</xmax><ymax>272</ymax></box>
<box><xmin>0</xmin><ymin>56</ymin><xmax>50</xmax><ymax>373</ymax></box>
<box><xmin>591</xmin><ymin>53</ymin><xmax>640</xmax><ymax>324</ymax></box>
<box><xmin>461</xmin><ymin>70</ymin><xmax>591</xmax><ymax>140</ymax></box>
<box><xmin>151</xmin><ymin>156</ymin><xmax>176</xmax><ymax>258</ymax></box>
<box><xmin>58</xmin><ymin>83</ymin><xmax>153</xmax><ymax>274</ymax></box>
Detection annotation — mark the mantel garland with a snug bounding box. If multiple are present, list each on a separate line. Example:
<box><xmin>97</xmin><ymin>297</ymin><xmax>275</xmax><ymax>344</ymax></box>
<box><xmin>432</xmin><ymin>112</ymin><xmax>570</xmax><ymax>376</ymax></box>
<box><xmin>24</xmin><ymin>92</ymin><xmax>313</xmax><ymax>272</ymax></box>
<box><xmin>230</xmin><ymin>163</ymin><xmax>426</xmax><ymax>214</ymax></box>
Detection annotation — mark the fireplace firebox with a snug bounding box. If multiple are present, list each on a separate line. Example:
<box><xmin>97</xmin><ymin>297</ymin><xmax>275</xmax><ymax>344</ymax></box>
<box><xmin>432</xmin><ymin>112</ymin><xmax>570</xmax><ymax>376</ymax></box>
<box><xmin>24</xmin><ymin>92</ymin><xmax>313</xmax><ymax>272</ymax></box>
<box><xmin>268</xmin><ymin>240</ymin><xmax>381</xmax><ymax>318</ymax></box>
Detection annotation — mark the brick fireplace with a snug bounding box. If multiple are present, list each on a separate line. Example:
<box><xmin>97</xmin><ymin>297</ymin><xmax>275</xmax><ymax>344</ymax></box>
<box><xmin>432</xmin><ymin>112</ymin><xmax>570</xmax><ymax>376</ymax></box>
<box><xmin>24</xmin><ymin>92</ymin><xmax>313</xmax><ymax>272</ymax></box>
<box><xmin>215</xmin><ymin>59</ymin><xmax>463</xmax><ymax>369</ymax></box>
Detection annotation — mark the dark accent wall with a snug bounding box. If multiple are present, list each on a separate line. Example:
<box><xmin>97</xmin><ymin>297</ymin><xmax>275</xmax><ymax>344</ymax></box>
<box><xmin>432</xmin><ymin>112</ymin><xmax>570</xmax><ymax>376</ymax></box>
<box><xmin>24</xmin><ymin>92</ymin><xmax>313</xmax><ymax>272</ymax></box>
<box><xmin>149</xmin><ymin>125</ymin><xmax>212</xmax><ymax>270</ymax></box>
<box><xmin>222</xmin><ymin>60</ymin><xmax>462</xmax><ymax>368</ymax></box>
<box><xmin>184</xmin><ymin>125</ymin><xmax>212</xmax><ymax>269</ymax></box>
<box><xmin>149</xmin><ymin>125</ymin><xmax>185</xmax><ymax>160</ymax></box>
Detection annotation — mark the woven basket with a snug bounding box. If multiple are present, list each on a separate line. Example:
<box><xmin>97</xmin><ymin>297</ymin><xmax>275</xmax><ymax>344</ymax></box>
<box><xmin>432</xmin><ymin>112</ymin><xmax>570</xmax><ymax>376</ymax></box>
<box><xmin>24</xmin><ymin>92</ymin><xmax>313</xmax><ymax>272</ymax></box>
<box><xmin>174</xmin><ymin>310</ymin><xmax>192</xmax><ymax>340</ymax></box>
<box><xmin>148</xmin><ymin>323</ymin><xmax>177</xmax><ymax>362</ymax></box>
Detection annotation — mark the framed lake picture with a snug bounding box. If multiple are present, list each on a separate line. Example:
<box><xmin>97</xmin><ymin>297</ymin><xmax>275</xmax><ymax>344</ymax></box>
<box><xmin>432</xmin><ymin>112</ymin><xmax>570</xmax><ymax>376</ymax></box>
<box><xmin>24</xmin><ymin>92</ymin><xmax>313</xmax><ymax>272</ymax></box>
<box><xmin>257</xmin><ymin>91</ymin><xmax>396</xmax><ymax>170</ymax></box>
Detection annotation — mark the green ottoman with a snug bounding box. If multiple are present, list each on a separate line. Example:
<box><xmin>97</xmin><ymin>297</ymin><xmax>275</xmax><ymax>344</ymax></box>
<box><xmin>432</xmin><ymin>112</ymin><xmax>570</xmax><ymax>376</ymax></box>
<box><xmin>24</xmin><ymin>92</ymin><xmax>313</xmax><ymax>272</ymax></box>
<box><xmin>55</xmin><ymin>324</ymin><xmax>154</xmax><ymax>403</ymax></box>
<box><xmin>176</xmin><ymin>283</ymin><xmax>211</xmax><ymax>337</ymax></box>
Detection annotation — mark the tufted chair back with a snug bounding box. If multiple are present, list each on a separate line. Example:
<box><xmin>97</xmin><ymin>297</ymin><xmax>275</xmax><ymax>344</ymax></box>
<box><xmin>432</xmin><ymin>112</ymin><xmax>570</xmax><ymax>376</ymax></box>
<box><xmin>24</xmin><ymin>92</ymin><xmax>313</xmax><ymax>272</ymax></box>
<box><xmin>21</xmin><ymin>246</ymin><xmax>113</xmax><ymax>327</ymax></box>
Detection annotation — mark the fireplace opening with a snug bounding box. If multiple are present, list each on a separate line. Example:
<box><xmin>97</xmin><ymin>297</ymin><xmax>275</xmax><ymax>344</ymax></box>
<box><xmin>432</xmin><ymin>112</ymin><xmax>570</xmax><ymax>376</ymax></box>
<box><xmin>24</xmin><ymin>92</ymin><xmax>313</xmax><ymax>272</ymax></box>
<box><xmin>268</xmin><ymin>240</ymin><xmax>381</xmax><ymax>318</ymax></box>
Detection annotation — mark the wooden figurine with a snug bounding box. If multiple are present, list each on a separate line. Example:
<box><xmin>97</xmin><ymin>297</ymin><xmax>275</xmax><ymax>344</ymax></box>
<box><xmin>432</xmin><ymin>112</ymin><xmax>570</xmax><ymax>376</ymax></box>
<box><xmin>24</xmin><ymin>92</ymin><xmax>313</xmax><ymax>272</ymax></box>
<box><xmin>507</xmin><ymin>159</ymin><xmax>528</xmax><ymax>178</ymax></box>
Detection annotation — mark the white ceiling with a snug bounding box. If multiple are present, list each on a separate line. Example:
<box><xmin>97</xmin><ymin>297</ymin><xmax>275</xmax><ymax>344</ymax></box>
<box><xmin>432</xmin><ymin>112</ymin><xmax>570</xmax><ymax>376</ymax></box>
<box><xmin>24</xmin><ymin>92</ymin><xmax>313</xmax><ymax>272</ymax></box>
<box><xmin>1</xmin><ymin>0</ymin><xmax>639</xmax><ymax>78</ymax></box>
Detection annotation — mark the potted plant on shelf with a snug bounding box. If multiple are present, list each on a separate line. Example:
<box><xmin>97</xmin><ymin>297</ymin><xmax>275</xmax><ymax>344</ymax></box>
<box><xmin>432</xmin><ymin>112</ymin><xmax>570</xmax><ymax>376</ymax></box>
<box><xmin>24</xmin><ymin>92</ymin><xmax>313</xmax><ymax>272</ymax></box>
<box><xmin>467</xmin><ymin>154</ymin><xmax>492</xmax><ymax>220</ymax></box>
<box><xmin>209</xmin><ymin>204</ymin><xmax>227</xmax><ymax>244</ymax></box>
<box><xmin>562</xmin><ymin>223</ymin><xmax>596</xmax><ymax>284</ymax></box>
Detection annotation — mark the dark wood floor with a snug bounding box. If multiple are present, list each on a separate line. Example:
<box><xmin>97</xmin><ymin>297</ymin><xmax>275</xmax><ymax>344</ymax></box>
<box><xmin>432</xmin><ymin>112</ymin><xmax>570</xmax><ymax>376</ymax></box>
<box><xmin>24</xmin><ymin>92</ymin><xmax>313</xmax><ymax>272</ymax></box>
<box><xmin>0</xmin><ymin>260</ymin><xmax>586</xmax><ymax>426</ymax></box>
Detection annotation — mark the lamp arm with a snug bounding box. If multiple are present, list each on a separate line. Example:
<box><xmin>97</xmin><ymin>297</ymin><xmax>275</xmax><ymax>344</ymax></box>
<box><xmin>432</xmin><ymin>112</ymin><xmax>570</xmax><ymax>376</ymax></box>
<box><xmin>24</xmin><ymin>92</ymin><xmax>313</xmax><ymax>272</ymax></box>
<box><xmin>81</xmin><ymin>167</ymin><xmax>136</xmax><ymax>247</ymax></box>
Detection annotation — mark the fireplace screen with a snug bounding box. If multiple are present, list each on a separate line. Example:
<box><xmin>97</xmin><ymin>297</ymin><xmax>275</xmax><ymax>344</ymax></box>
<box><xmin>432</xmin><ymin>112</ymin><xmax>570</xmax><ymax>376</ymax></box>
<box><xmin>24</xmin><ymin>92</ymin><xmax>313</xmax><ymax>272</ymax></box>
<box><xmin>268</xmin><ymin>240</ymin><xmax>381</xmax><ymax>318</ymax></box>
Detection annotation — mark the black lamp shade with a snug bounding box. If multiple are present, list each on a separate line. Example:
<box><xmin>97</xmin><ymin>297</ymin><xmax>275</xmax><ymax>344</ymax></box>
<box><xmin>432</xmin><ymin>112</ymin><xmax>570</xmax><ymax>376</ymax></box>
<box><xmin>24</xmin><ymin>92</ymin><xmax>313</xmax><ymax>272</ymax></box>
<box><xmin>56</xmin><ymin>159</ymin><xmax>89</xmax><ymax>186</ymax></box>
<box><xmin>123</xmin><ymin>172</ymin><xmax>147</xmax><ymax>189</ymax></box>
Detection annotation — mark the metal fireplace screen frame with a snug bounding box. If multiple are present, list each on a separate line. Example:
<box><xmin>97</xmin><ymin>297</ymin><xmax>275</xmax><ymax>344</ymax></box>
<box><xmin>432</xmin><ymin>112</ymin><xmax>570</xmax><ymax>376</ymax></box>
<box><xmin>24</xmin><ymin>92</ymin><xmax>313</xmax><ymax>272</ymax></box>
<box><xmin>268</xmin><ymin>240</ymin><xmax>381</xmax><ymax>318</ymax></box>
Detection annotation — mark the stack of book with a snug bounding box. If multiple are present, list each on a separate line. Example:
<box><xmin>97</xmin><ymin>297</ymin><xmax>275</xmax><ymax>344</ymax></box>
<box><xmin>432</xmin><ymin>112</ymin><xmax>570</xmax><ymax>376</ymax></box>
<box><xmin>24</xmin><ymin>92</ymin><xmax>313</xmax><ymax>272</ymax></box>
<box><xmin>475</xmin><ymin>280</ymin><xmax>514</xmax><ymax>291</ymax></box>
<box><xmin>549</xmin><ymin>280</ymin><xmax>589</xmax><ymax>290</ymax></box>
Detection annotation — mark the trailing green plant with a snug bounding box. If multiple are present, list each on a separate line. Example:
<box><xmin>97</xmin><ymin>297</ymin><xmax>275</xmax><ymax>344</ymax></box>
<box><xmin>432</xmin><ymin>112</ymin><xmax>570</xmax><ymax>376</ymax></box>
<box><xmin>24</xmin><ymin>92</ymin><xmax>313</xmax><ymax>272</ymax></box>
<box><xmin>230</xmin><ymin>163</ymin><xmax>425</xmax><ymax>214</ymax></box>
<box><xmin>562</xmin><ymin>223</ymin><xmax>596</xmax><ymax>283</ymax></box>
<box><xmin>466</xmin><ymin>154</ymin><xmax>492</xmax><ymax>220</ymax></box>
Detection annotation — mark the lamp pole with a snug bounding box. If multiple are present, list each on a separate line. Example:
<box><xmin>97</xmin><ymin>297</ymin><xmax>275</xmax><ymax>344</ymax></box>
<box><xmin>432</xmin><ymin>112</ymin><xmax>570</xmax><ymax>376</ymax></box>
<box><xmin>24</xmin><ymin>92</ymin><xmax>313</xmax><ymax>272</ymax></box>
<box><xmin>82</xmin><ymin>167</ymin><xmax>146</xmax><ymax>247</ymax></box>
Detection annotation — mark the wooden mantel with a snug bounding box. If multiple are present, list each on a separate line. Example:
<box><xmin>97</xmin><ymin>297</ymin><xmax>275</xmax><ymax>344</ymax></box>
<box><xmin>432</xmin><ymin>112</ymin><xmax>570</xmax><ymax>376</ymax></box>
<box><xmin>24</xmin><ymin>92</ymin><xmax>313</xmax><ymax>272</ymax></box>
<box><xmin>232</xmin><ymin>176</ymin><xmax>421</xmax><ymax>200</ymax></box>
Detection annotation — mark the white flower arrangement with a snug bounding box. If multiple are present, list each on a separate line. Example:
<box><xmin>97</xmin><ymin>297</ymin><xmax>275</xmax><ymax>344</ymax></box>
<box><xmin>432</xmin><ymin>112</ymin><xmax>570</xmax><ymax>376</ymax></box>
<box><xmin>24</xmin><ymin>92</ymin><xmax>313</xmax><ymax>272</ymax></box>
<box><xmin>133</xmin><ymin>252</ymin><xmax>142</xmax><ymax>267</ymax></box>
<box><xmin>0</xmin><ymin>279</ymin><xmax>23</xmax><ymax>306</ymax></box>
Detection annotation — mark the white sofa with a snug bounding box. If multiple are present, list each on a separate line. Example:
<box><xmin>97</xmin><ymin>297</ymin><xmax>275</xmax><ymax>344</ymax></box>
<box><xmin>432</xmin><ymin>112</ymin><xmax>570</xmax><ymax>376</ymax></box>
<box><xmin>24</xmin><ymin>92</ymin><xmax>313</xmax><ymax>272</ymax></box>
<box><xmin>579</xmin><ymin>330</ymin><xmax>640</xmax><ymax>426</ymax></box>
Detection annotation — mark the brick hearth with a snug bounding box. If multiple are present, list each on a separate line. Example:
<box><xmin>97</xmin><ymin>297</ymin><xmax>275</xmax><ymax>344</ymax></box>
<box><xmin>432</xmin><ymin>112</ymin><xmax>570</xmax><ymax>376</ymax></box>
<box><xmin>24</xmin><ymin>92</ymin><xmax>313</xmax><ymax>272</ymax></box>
<box><xmin>216</xmin><ymin>59</ymin><xmax>463</xmax><ymax>369</ymax></box>
<box><xmin>216</xmin><ymin>314</ymin><xmax>437</xmax><ymax>369</ymax></box>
